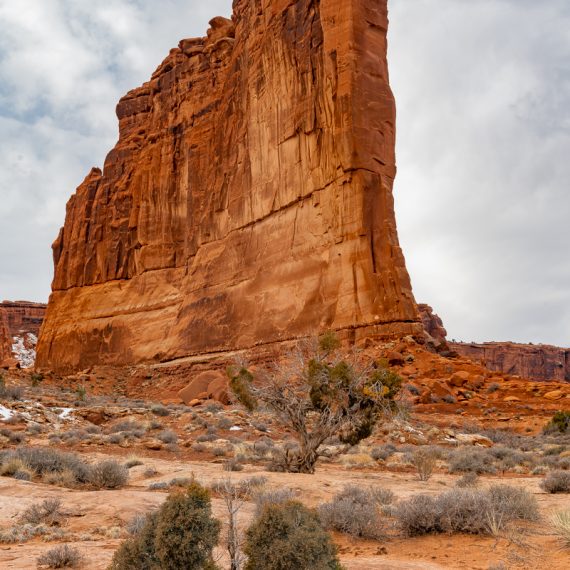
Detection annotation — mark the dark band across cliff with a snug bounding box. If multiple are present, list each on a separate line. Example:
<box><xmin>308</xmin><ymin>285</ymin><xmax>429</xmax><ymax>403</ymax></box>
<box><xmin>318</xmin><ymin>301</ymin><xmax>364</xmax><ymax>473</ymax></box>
<box><xmin>36</xmin><ymin>0</ymin><xmax>420</xmax><ymax>372</ymax></box>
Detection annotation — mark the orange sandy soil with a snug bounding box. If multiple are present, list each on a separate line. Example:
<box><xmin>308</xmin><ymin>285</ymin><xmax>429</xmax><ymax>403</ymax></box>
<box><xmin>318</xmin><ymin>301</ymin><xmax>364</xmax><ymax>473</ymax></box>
<box><xmin>1</xmin><ymin>341</ymin><xmax>569</xmax><ymax>569</ymax></box>
<box><xmin>0</xmin><ymin>456</ymin><xmax>568</xmax><ymax>570</ymax></box>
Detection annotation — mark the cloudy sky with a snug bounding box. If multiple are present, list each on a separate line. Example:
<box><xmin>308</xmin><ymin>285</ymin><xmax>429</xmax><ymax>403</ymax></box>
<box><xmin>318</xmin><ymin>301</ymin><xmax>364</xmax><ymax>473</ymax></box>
<box><xmin>0</xmin><ymin>0</ymin><xmax>568</xmax><ymax>347</ymax></box>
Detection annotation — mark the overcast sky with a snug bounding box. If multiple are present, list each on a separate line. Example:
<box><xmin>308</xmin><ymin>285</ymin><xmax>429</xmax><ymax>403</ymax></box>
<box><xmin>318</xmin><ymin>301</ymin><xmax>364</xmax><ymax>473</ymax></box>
<box><xmin>0</xmin><ymin>0</ymin><xmax>568</xmax><ymax>347</ymax></box>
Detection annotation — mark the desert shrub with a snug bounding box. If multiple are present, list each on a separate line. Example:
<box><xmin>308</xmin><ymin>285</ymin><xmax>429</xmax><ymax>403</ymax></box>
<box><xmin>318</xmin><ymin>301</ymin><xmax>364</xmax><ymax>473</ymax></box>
<box><xmin>487</xmin><ymin>382</ymin><xmax>501</xmax><ymax>394</ymax></box>
<box><xmin>192</xmin><ymin>443</ymin><xmax>207</xmax><ymax>452</ymax></box>
<box><xmin>197</xmin><ymin>433</ymin><xmax>218</xmax><ymax>443</ymax></box>
<box><xmin>396</xmin><ymin>494</ymin><xmax>442</xmax><ymax>536</ymax></box>
<box><xmin>487</xmin><ymin>485</ymin><xmax>539</xmax><ymax>521</ymax></box>
<box><xmin>545</xmin><ymin>411</ymin><xmax>570</xmax><ymax>434</ymax></box>
<box><xmin>411</xmin><ymin>448</ymin><xmax>438</xmax><ymax>481</ymax></box>
<box><xmin>110</xmin><ymin>482</ymin><xmax>220</xmax><ymax>569</ymax></box>
<box><xmin>253</xmin><ymin>488</ymin><xmax>297</xmax><ymax>517</ymax></box>
<box><xmin>253</xmin><ymin>440</ymin><xmax>271</xmax><ymax>457</ymax></box>
<box><xmin>318</xmin><ymin>485</ymin><xmax>388</xmax><ymax>539</ymax></box>
<box><xmin>212</xmin><ymin>446</ymin><xmax>227</xmax><ymax>457</ymax></box>
<box><xmin>109</xmin><ymin>512</ymin><xmax>159</xmax><ymax>569</ymax></box>
<box><xmin>229</xmin><ymin>334</ymin><xmax>403</xmax><ymax>474</ymax></box>
<box><xmin>0</xmin><ymin>447</ymin><xmax>90</xmax><ymax>484</ymax></box>
<box><xmin>143</xmin><ymin>467</ymin><xmax>158</xmax><ymax>478</ymax></box>
<box><xmin>150</xmin><ymin>404</ymin><xmax>170</xmax><ymax>417</ymax></box>
<box><xmin>540</xmin><ymin>470</ymin><xmax>570</xmax><ymax>493</ymax></box>
<box><xmin>244</xmin><ymin>501</ymin><xmax>342</xmax><ymax>570</ymax></box>
<box><xmin>396</xmin><ymin>487</ymin><xmax>537</xmax><ymax>537</ymax></box>
<box><xmin>371</xmin><ymin>443</ymin><xmax>396</xmax><ymax>461</ymax></box>
<box><xmin>448</xmin><ymin>447</ymin><xmax>496</xmax><ymax>474</ymax></box>
<box><xmin>204</xmin><ymin>402</ymin><xmax>223</xmax><ymax>413</ymax></box>
<box><xmin>0</xmin><ymin>378</ymin><xmax>23</xmax><ymax>401</ymax></box>
<box><xmin>405</xmin><ymin>383</ymin><xmax>421</xmax><ymax>396</ymax></box>
<box><xmin>0</xmin><ymin>427</ymin><xmax>25</xmax><ymax>444</ymax></box>
<box><xmin>124</xmin><ymin>457</ymin><xmax>144</xmax><ymax>469</ymax></box>
<box><xmin>37</xmin><ymin>544</ymin><xmax>83</xmax><ymax>568</ymax></box>
<box><xmin>126</xmin><ymin>513</ymin><xmax>150</xmax><ymax>536</ymax></box>
<box><xmin>106</xmin><ymin>433</ymin><xmax>124</xmax><ymax>445</ymax></box>
<box><xmin>31</xmin><ymin>372</ymin><xmax>44</xmax><ymax>386</ymax></box>
<box><xmin>252</xmin><ymin>421</ymin><xmax>269</xmax><ymax>432</ymax></box>
<box><xmin>154</xmin><ymin>483</ymin><xmax>220</xmax><ymax>568</ymax></box>
<box><xmin>169</xmin><ymin>477</ymin><xmax>195</xmax><ymax>488</ymax></box>
<box><xmin>223</xmin><ymin>458</ymin><xmax>243</xmax><ymax>472</ymax></box>
<box><xmin>436</xmin><ymin>490</ymin><xmax>491</xmax><ymax>534</ymax></box>
<box><xmin>456</xmin><ymin>472</ymin><xmax>479</xmax><ymax>488</ymax></box>
<box><xmin>20</xmin><ymin>498</ymin><xmax>65</xmax><ymax>527</ymax></box>
<box><xmin>157</xmin><ymin>430</ymin><xmax>178</xmax><ymax>444</ymax></box>
<box><xmin>0</xmin><ymin>523</ymin><xmax>49</xmax><ymax>544</ymax></box>
<box><xmin>13</xmin><ymin>468</ymin><xmax>33</xmax><ymax>481</ymax></box>
<box><xmin>551</xmin><ymin>509</ymin><xmax>570</xmax><ymax>548</ymax></box>
<box><xmin>217</xmin><ymin>416</ymin><xmax>233</xmax><ymax>430</ymax></box>
<box><xmin>89</xmin><ymin>459</ymin><xmax>128</xmax><ymax>489</ymax></box>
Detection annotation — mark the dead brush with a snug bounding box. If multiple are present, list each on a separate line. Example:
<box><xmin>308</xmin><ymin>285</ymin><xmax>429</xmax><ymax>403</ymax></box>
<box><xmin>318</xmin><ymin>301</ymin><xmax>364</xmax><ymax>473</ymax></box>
<box><xmin>551</xmin><ymin>509</ymin><xmax>570</xmax><ymax>548</ymax></box>
<box><xmin>19</xmin><ymin>498</ymin><xmax>65</xmax><ymax>527</ymax></box>
<box><xmin>36</xmin><ymin>544</ymin><xmax>83</xmax><ymax>568</ymax></box>
<box><xmin>411</xmin><ymin>448</ymin><xmax>438</xmax><ymax>481</ymax></box>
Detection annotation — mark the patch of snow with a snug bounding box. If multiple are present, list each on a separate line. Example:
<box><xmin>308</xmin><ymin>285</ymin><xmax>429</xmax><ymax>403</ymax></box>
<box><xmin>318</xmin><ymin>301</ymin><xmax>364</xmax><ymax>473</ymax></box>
<box><xmin>229</xmin><ymin>426</ymin><xmax>242</xmax><ymax>431</ymax></box>
<box><xmin>0</xmin><ymin>405</ymin><xmax>13</xmax><ymax>421</ymax></box>
<box><xmin>11</xmin><ymin>333</ymin><xmax>38</xmax><ymax>368</ymax></box>
<box><xmin>57</xmin><ymin>408</ymin><xmax>73</xmax><ymax>420</ymax></box>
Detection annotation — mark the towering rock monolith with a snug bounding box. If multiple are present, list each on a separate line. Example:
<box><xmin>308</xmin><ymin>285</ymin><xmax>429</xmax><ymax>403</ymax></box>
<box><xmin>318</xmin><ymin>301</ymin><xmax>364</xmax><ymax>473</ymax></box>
<box><xmin>37</xmin><ymin>0</ymin><xmax>420</xmax><ymax>373</ymax></box>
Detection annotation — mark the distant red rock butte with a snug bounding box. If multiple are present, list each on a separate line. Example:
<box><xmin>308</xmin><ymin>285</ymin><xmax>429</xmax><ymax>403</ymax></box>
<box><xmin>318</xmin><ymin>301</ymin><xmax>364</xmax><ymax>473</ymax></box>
<box><xmin>0</xmin><ymin>301</ymin><xmax>47</xmax><ymax>367</ymax></box>
<box><xmin>418</xmin><ymin>304</ymin><xmax>570</xmax><ymax>383</ymax></box>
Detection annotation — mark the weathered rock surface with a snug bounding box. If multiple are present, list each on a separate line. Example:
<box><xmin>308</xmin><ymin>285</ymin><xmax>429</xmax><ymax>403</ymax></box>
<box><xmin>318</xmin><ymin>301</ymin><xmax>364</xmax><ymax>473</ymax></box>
<box><xmin>418</xmin><ymin>302</ymin><xmax>569</xmax><ymax>383</ymax></box>
<box><xmin>37</xmin><ymin>0</ymin><xmax>421</xmax><ymax>373</ymax></box>
<box><xmin>1</xmin><ymin>301</ymin><xmax>46</xmax><ymax>337</ymax></box>
<box><xmin>0</xmin><ymin>301</ymin><xmax>46</xmax><ymax>367</ymax></box>
<box><xmin>0</xmin><ymin>308</ymin><xmax>11</xmax><ymax>366</ymax></box>
<box><xmin>450</xmin><ymin>341</ymin><xmax>570</xmax><ymax>383</ymax></box>
<box><xmin>418</xmin><ymin>304</ymin><xmax>447</xmax><ymax>344</ymax></box>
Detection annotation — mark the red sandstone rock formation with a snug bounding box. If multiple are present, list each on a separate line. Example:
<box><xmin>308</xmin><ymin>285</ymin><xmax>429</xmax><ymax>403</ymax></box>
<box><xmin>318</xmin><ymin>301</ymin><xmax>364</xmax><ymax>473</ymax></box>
<box><xmin>0</xmin><ymin>301</ymin><xmax>46</xmax><ymax>337</ymax></box>
<box><xmin>0</xmin><ymin>301</ymin><xmax>47</xmax><ymax>368</ymax></box>
<box><xmin>418</xmin><ymin>303</ymin><xmax>447</xmax><ymax>343</ymax></box>
<box><xmin>450</xmin><ymin>342</ymin><xmax>570</xmax><ymax>383</ymax></box>
<box><xmin>418</xmin><ymin>303</ymin><xmax>569</xmax><ymax>383</ymax></box>
<box><xmin>37</xmin><ymin>0</ymin><xmax>421</xmax><ymax>373</ymax></box>
<box><xmin>0</xmin><ymin>308</ymin><xmax>11</xmax><ymax>366</ymax></box>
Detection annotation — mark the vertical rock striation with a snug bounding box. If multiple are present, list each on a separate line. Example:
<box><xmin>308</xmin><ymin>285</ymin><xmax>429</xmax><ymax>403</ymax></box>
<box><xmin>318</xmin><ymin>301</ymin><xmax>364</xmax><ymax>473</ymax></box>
<box><xmin>37</xmin><ymin>0</ymin><xmax>420</xmax><ymax>372</ymax></box>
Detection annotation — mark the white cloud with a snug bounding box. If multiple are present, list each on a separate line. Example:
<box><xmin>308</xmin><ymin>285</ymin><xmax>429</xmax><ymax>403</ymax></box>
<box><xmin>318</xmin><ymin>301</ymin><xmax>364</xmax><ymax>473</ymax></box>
<box><xmin>390</xmin><ymin>0</ymin><xmax>570</xmax><ymax>345</ymax></box>
<box><xmin>0</xmin><ymin>0</ymin><xmax>568</xmax><ymax>347</ymax></box>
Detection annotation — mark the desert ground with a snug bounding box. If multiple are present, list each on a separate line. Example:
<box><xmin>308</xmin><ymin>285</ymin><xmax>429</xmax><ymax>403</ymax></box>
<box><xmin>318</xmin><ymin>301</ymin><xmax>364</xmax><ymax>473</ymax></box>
<box><xmin>1</xmin><ymin>341</ymin><xmax>569</xmax><ymax>569</ymax></box>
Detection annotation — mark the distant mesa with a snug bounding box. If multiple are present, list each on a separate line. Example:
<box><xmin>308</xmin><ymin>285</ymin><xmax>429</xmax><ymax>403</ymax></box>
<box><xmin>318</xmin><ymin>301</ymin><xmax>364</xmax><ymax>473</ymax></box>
<box><xmin>36</xmin><ymin>0</ymin><xmax>421</xmax><ymax>373</ymax></box>
<box><xmin>418</xmin><ymin>304</ymin><xmax>570</xmax><ymax>383</ymax></box>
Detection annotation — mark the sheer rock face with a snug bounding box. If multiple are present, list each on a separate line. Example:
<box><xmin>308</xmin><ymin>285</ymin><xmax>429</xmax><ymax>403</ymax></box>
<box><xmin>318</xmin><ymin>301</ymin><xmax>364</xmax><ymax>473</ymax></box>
<box><xmin>37</xmin><ymin>0</ymin><xmax>420</xmax><ymax>373</ymax></box>
<box><xmin>450</xmin><ymin>342</ymin><xmax>570</xmax><ymax>383</ymax></box>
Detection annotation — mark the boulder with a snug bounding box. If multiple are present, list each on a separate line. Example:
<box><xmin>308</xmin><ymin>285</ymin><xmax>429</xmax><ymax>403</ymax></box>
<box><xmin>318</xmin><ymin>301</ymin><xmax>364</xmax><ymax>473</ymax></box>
<box><xmin>178</xmin><ymin>371</ymin><xmax>227</xmax><ymax>405</ymax></box>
